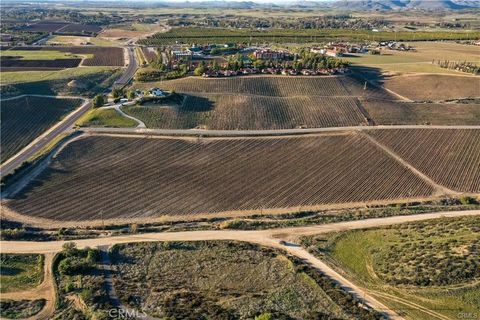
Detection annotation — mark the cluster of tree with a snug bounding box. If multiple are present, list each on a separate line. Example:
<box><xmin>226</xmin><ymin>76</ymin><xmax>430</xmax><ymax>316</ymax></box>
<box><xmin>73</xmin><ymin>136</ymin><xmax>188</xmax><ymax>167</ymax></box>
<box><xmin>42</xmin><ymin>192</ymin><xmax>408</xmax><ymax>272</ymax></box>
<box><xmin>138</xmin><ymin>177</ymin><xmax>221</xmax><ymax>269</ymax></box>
<box><xmin>57</xmin><ymin>243</ymin><xmax>100</xmax><ymax>276</ymax></box>
<box><xmin>135</xmin><ymin>65</ymin><xmax>188</xmax><ymax>82</ymax></box>
<box><xmin>297</xmin><ymin>50</ymin><xmax>350</xmax><ymax>69</ymax></box>
<box><xmin>166</xmin><ymin>15</ymin><xmax>390</xmax><ymax>30</ymax></box>
<box><xmin>434</xmin><ymin>59</ymin><xmax>479</xmax><ymax>75</ymax></box>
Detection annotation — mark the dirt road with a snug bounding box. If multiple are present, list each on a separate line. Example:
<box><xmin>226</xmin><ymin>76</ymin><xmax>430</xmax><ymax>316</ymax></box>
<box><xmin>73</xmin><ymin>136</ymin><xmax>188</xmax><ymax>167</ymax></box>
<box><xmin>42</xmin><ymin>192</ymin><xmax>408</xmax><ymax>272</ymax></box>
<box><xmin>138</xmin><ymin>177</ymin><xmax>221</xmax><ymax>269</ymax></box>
<box><xmin>80</xmin><ymin>124</ymin><xmax>480</xmax><ymax>138</ymax></box>
<box><xmin>1</xmin><ymin>253</ymin><xmax>56</xmax><ymax>320</ymax></box>
<box><xmin>2</xmin><ymin>210</ymin><xmax>479</xmax><ymax>319</ymax></box>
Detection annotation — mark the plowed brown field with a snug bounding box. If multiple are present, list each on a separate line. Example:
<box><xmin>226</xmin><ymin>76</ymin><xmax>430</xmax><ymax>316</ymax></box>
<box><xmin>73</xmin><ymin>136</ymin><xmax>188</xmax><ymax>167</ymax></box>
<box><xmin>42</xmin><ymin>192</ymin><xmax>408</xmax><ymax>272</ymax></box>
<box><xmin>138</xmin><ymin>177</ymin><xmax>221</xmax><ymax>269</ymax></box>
<box><xmin>6</xmin><ymin>133</ymin><xmax>435</xmax><ymax>222</ymax></box>
<box><xmin>367</xmin><ymin>129</ymin><xmax>480</xmax><ymax>192</ymax></box>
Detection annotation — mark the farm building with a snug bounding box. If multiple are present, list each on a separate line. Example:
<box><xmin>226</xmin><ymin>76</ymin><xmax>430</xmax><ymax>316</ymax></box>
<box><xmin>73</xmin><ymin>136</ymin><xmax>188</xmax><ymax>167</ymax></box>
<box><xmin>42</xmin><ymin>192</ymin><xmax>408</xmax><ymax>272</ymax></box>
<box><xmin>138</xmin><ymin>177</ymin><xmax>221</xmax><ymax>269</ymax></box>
<box><xmin>171</xmin><ymin>50</ymin><xmax>193</xmax><ymax>60</ymax></box>
<box><xmin>151</xmin><ymin>88</ymin><xmax>165</xmax><ymax>97</ymax></box>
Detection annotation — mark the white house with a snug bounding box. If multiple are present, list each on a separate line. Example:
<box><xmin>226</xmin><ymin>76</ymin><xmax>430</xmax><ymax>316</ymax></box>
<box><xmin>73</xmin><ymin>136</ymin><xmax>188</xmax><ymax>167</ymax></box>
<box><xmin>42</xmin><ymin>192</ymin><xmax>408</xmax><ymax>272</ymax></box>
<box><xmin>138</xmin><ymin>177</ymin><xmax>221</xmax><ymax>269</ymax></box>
<box><xmin>151</xmin><ymin>88</ymin><xmax>165</xmax><ymax>97</ymax></box>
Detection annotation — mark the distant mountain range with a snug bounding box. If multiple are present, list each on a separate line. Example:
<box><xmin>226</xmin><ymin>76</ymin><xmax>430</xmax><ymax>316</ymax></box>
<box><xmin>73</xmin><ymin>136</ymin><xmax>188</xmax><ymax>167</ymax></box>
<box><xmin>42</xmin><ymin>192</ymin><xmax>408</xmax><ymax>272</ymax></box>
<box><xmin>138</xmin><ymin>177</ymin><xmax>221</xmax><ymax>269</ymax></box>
<box><xmin>165</xmin><ymin>0</ymin><xmax>480</xmax><ymax>10</ymax></box>
<box><xmin>325</xmin><ymin>0</ymin><xmax>480</xmax><ymax>10</ymax></box>
<box><xmin>13</xmin><ymin>0</ymin><xmax>480</xmax><ymax>11</ymax></box>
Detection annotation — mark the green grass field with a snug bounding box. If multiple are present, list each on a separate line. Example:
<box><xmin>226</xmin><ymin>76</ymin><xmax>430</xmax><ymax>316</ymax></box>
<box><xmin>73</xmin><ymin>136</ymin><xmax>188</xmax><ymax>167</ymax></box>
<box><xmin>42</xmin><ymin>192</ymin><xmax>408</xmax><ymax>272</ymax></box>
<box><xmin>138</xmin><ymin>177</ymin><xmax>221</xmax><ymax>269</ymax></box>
<box><xmin>302</xmin><ymin>216</ymin><xmax>480</xmax><ymax>320</ymax></box>
<box><xmin>1</xmin><ymin>67</ymin><xmax>121</xmax><ymax>98</ymax></box>
<box><xmin>0</xmin><ymin>50</ymin><xmax>90</xmax><ymax>60</ymax></box>
<box><xmin>344</xmin><ymin>41</ymin><xmax>479</xmax><ymax>74</ymax></box>
<box><xmin>76</xmin><ymin>108</ymin><xmax>137</xmax><ymax>127</ymax></box>
<box><xmin>0</xmin><ymin>66</ymin><xmax>113</xmax><ymax>85</ymax></box>
<box><xmin>0</xmin><ymin>254</ymin><xmax>44</xmax><ymax>293</ymax></box>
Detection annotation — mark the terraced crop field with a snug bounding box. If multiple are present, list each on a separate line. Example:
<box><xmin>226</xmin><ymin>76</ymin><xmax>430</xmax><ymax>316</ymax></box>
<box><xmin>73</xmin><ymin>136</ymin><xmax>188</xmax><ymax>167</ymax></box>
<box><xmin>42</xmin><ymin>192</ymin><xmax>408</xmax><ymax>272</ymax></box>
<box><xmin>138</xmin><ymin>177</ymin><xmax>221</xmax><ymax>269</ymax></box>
<box><xmin>128</xmin><ymin>75</ymin><xmax>399</xmax><ymax>130</ymax></box>
<box><xmin>137</xmin><ymin>75</ymin><xmax>395</xmax><ymax>99</ymax></box>
<box><xmin>123</xmin><ymin>95</ymin><xmax>367</xmax><ymax>129</ymax></box>
<box><xmin>362</xmin><ymin>99</ymin><xmax>480</xmax><ymax>125</ymax></box>
<box><xmin>1</xmin><ymin>96</ymin><xmax>83</xmax><ymax>162</ymax></box>
<box><xmin>367</xmin><ymin>129</ymin><xmax>480</xmax><ymax>192</ymax></box>
<box><xmin>6</xmin><ymin>133</ymin><xmax>435</xmax><ymax>222</ymax></box>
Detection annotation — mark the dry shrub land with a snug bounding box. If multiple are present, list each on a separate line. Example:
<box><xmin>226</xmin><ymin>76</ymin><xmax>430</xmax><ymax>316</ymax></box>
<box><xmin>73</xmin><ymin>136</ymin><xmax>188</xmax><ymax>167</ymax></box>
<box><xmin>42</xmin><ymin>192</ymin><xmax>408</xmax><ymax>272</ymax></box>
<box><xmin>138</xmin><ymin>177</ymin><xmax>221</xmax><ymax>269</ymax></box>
<box><xmin>367</xmin><ymin>129</ymin><xmax>480</xmax><ymax>192</ymax></box>
<box><xmin>383</xmin><ymin>74</ymin><xmax>480</xmax><ymax>101</ymax></box>
<box><xmin>0</xmin><ymin>299</ymin><xmax>46</xmax><ymax>319</ymax></box>
<box><xmin>110</xmin><ymin>241</ymin><xmax>378</xmax><ymax>319</ymax></box>
<box><xmin>7</xmin><ymin>133</ymin><xmax>434</xmax><ymax>222</ymax></box>
<box><xmin>51</xmin><ymin>242</ymin><xmax>380</xmax><ymax>319</ymax></box>
<box><xmin>302</xmin><ymin>216</ymin><xmax>480</xmax><ymax>320</ymax></box>
<box><xmin>362</xmin><ymin>99</ymin><xmax>480</xmax><ymax>125</ymax></box>
<box><xmin>1</xmin><ymin>96</ymin><xmax>83</xmax><ymax>162</ymax></box>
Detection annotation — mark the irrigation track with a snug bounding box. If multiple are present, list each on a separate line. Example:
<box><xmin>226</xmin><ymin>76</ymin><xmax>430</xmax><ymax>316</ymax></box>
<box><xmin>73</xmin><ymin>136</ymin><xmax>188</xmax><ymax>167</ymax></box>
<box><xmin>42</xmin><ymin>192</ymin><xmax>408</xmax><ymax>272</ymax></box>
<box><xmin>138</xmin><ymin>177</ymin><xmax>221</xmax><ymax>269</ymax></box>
<box><xmin>1</xmin><ymin>210</ymin><xmax>479</xmax><ymax>320</ymax></box>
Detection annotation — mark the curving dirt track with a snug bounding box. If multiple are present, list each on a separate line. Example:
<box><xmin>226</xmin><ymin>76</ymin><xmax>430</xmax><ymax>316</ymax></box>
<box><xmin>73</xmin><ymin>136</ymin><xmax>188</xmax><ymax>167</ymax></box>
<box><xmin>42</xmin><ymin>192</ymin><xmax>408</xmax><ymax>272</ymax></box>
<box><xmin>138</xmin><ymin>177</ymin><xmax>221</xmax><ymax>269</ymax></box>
<box><xmin>0</xmin><ymin>253</ymin><xmax>56</xmax><ymax>320</ymax></box>
<box><xmin>2</xmin><ymin>210</ymin><xmax>479</xmax><ymax>319</ymax></box>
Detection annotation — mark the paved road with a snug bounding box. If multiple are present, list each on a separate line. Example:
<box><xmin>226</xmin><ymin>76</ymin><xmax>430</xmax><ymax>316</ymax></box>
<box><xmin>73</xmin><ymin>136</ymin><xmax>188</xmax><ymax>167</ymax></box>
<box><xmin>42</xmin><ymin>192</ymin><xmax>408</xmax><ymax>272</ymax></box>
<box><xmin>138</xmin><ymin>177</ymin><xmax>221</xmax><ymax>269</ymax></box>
<box><xmin>1</xmin><ymin>46</ymin><xmax>138</xmax><ymax>177</ymax></box>
<box><xmin>114</xmin><ymin>47</ymin><xmax>137</xmax><ymax>87</ymax></box>
<box><xmin>0</xmin><ymin>98</ymin><xmax>91</xmax><ymax>177</ymax></box>
<box><xmin>81</xmin><ymin>124</ymin><xmax>480</xmax><ymax>138</ymax></box>
<box><xmin>2</xmin><ymin>210</ymin><xmax>478</xmax><ymax>319</ymax></box>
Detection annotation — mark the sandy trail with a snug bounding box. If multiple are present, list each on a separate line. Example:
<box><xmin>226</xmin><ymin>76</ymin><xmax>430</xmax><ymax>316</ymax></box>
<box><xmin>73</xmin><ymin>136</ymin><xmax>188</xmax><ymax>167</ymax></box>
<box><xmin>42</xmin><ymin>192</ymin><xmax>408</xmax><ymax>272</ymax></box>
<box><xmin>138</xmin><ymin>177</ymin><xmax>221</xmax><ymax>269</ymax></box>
<box><xmin>1</xmin><ymin>253</ymin><xmax>56</xmax><ymax>320</ymax></box>
<box><xmin>2</xmin><ymin>210</ymin><xmax>479</xmax><ymax>319</ymax></box>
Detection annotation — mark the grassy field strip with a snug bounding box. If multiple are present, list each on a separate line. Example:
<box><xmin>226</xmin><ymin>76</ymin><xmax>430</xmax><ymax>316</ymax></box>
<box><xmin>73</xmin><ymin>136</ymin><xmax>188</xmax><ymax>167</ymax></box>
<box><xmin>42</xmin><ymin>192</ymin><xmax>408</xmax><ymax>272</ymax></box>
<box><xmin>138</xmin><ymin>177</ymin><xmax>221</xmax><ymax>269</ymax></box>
<box><xmin>0</xmin><ymin>50</ymin><xmax>91</xmax><ymax>60</ymax></box>
<box><xmin>0</xmin><ymin>66</ymin><xmax>114</xmax><ymax>85</ymax></box>
<box><xmin>2</xmin><ymin>211</ymin><xmax>479</xmax><ymax>253</ymax></box>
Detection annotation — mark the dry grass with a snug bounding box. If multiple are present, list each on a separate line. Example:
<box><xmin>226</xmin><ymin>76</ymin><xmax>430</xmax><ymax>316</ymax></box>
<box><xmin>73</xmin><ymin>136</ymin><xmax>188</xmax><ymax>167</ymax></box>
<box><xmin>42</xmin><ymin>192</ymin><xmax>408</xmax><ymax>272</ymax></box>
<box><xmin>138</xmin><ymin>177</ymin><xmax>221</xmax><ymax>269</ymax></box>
<box><xmin>383</xmin><ymin>74</ymin><xmax>480</xmax><ymax>101</ymax></box>
<box><xmin>362</xmin><ymin>99</ymin><xmax>480</xmax><ymax>125</ymax></box>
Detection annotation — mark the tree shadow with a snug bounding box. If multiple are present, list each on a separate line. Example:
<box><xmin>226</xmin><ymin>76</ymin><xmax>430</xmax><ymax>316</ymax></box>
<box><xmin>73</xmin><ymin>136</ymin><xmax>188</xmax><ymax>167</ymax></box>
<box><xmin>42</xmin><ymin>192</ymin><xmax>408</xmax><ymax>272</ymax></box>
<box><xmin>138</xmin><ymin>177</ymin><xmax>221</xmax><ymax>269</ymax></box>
<box><xmin>180</xmin><ymin>95</ymin><xmax>215</xmax><ymax>113</ymax></box>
